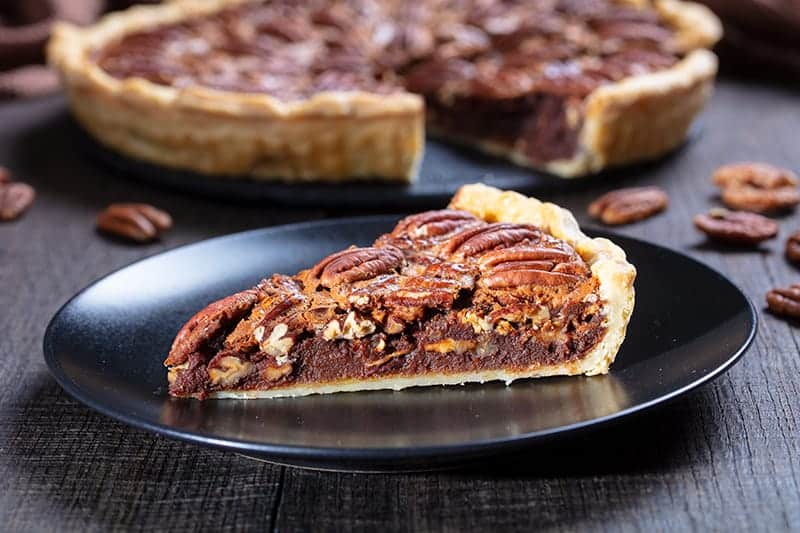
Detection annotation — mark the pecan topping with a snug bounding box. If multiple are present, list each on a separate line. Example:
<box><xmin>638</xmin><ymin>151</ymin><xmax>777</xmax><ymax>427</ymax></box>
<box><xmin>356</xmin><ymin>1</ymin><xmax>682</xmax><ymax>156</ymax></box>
<box><xmin>392</xmin><ymin>209</ymin><xmax>477</xmax><ymax>238</ymax></box>
<box><xmin>713</xmin><ymin>162</ymin><xmax>800</xmax><ymax>213</ymax></box>
<box><xmin>478</xmin><ymin>245</ymin><xmax>586</xmax><ymax>289</ymax></box>
<box><xmin>443</xmin><ymin>223</ymin><xmax>541</xmax><ymax>256</ymax></box>
<box><xmin>402</xmin><ymin>57</ymin><xmax>476</xmax><ymax>95</ymax></box>
<box><xmin>766</xmin><ymin>284</ymin><xmax>800</xmax><ymax>320</ymax></box>
<box><xmin>96</xmin><ymin>0</ymin><xmax>679</xmax><ymax>113</ymax></box>
<box><xmin>588</xmin><ymin>186</ymin><xmax>668</xmax><ymax>225</ymax></box>
<box><xmin>483</xmin><ymin>268</ymin><xmax>581</xmax><ymax>289</ymax></box>
<box><xmin>96</xmin><ymin>203</ymin><xmax>172</xmax><ymax>243</ymax></box>
<box><xmin>694</xmin><ymin>208</ymin><xmax>778</xmax><ymax>245</ymax></box>
<box><xmin>166</xmin><ymin>289</ymin><xmax>260</xmax><ymax>367</ymax></box>
<box><xmin>479</xmin><ymin>246</ymin><xmax>574</xmax><ymax>268</ymax></box>
<box><xmin>786</xmin><ymin>231</ymin><xmax>800</xmax><ymax>264</ymax></box>
<box><xmin>0</xmin><ymin>181</ymin><xmax>35</xmax><ymax>222</ymax></box>
<box><xmin>312</xmin><ymin>246</ymin><xmax>404</xmax><ymax>288</ymax></box>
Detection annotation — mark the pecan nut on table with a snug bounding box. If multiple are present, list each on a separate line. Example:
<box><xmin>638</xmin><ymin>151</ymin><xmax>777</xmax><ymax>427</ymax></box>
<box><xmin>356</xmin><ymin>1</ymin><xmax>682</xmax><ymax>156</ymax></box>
<box><xmin>96</xmin><ymin>203</ymin><xmax>173</xmax><ymax>243</ymax></box>
<box><xmin>785</xmin><ymin>231</ymin><xmax>800</xmax><ymax>264</ymax></box>
<box><xmin>0</xmin><ymin>166</ymin><xmax>35</xmax><ymax>222</ymax></box>
<box><xmin>587</xmin><ymin>186</ymin><xmax>669</xmax><ymax>225</ymax></box>
<box><xmin>693</xmin><ymin>207</ymin><xmax>778</xmax><ymax>245</ymax></box>
<box><xmin>713</xmin><ymin>162</ymin><xmax>800</xmax><ymax>213</ymax></box>
<box><xmin>766</xmin><ymin>284</ymin><xmax>800</xmax><ymax>320</ymax></box>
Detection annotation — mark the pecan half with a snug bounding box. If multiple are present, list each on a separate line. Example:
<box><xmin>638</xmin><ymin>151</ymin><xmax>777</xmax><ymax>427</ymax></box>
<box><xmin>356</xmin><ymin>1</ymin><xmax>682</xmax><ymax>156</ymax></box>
<box><xmin>311</xmin><ymin>246</ymin><xmax>404</xmax><ymax>288</ymax></box>
<box><xmin>479</xmin><ymin>246</ymin><xmax>574</xmax><ymax>268</ymax></box>
<box><xmin>478</xmin><ymin>245</ymin><xmax>586</xmax><ymax>289</ymax></box>
<box><xmin>0</xmin><ymin>181</ymin><xmax>35</xmax><ymax>221</ymax></box>
<box><xmin>714</xmin><ymin>163</ymin><xmax>800</xmax><ymax>213</ymax></box>
<box><xmin>483</xmin><ymin>268</ymin><xmax>581</xmax><ymax>289</ymax></box>
<box><xmin>443</xmin><ymin>223</ymin><xmax>541</xmax><ymax>257</ymax></box>
<box><xmin>588</xmin><ymin>186</ymin><xmax>668</xmax><ymax>225</ymax></box>
<box><xmin>786</xmin><ymin>231</ymin><xmax>800</xmax><ymax>264</ymax></box>
<box><xmin>391</xmin><ymin>209</ymin><xmax>477</xmax><ymax>238</ymax></box>
<box><xmin>693</xmin><ymin>208</ymin><xmax>778</xmax><ymax>245</ymax></box>
<box><xmin>96</xmin><ymin>203</ymin><xmax>172</xmax><ymax>243</ymax></box>
<box><xmin>165</xmin><ymin>289</ymin><xmax>260</xmax><ymax>367</ymax></box>
<box><xmin>766</xmin><ymin>284</ymin><xmax>800</xmax><ymax>320</ymax></box>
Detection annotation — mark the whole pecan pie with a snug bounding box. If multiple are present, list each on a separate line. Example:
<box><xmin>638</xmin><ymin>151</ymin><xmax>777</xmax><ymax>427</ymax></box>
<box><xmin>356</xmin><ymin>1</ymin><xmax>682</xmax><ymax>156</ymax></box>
<box><xmin>48</xmin><ymin>0</ymin><xmax>720</xmax><ymax>183</ymax></box>
<box><xmin>164</xmin><ymin>184</ymin><xmax>635</xmax><ymax>399</ymax></box>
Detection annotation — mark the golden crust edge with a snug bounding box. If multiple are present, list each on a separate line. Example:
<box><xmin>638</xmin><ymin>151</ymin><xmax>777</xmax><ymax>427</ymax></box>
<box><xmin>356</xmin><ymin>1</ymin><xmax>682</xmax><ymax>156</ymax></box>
<box><xmin>449</xmin><ymin>184</ymin><xmax>636</xmax><ymax>376</ymax></box>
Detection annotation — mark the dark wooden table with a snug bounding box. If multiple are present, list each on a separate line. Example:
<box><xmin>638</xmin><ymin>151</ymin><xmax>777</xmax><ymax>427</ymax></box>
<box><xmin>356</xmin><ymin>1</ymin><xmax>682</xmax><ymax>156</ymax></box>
<box><xmin>2</xmin><ymin>79</ymin><xmax>799</xmax><ymax>531</ymax></box>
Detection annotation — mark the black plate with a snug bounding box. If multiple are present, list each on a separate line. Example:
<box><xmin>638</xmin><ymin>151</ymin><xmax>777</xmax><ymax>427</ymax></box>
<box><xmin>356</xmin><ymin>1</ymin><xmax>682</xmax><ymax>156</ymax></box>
<box><xmin>80</xmin><ymin>121</ymin><xmax>700</xmax><ymax>209</ymax></box>
<box><xmin>44</xmin><ymin>217</ymin><xmax>755</xmax><ymax>472</ymax></box>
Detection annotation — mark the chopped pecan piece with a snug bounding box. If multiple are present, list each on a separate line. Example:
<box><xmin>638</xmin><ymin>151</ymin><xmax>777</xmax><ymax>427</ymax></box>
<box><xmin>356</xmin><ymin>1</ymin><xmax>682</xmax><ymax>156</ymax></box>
<box><xmin>588</xmin><ymin>186</ymin><xmax>668</xmax><ymax>225</ymax></box>
<box><xmin>766</xmin><ymin>284</ymin><xmax>800</xmax><ymax>320</ymax></box>
<box><xmin>693</xmin><ymin>208</ymin><xmax>778</xmax><ymax>245</ymax></box>
<box><xmin>713</xmin><ymin>162</ymin><xmax>800</xmax><ymax>213</ymax></box>
<box><xmin>207</xmin><ymin>354</ymin><xmax>254</xmax><ymax>387</ymax></box>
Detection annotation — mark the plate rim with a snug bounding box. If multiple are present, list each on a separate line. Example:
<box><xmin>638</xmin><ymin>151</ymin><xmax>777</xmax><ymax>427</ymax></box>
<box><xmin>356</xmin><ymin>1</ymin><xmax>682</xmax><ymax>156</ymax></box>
<box><xmin>42</xmin><ymin>215</ymin><xmax>757</xmax><ymax>463</ymax></box>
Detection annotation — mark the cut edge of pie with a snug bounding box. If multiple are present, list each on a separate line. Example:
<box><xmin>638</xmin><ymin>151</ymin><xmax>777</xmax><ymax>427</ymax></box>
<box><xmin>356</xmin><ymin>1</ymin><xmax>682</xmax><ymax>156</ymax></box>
<box><xmin>439</xmin><ymin>47</ymin><xmax>717</xmax><ymax>177</ymax></box>
<box><xmin>48</xmin><ymin>0</ymin><xmax>719</xmax><ymax>182</ymax></box>
<box><xmin>164</xmin><ymin>184</ymin><xmax>635</xmax><ymax>399</ymax></box>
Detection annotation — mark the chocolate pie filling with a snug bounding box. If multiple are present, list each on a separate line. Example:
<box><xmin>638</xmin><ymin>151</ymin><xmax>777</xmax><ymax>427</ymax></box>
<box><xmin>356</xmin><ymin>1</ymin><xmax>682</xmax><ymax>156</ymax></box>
<box><xmin>166</xmin><ymin>210</ymin><xmax>608</xmax><ymax>398</ymax></box>
<box><xmin>95</xmin><ymin>0</ymin><xmax>680</xmax><ymax>165</ymax></box>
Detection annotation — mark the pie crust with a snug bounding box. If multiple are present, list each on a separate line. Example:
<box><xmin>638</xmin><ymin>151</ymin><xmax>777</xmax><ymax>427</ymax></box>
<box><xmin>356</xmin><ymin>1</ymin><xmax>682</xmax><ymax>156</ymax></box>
<box><xmin>48</xmin><ymin>0</ymin><xmax>720</xmax><ymax>182</ymax></box>
<box><xmin>164</xmin><ymin>184</ymin><xmax>636</xmax><ymax>399</ymax></box>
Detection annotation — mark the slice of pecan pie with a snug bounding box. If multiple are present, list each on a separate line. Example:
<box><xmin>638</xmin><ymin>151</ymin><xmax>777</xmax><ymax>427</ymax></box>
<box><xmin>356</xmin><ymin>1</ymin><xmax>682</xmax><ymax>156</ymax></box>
<box><xmin>48</xmin><ymin>0</ymin><xmax>720</xmax><ymax>182</ymax></box>
<box><xmin>165</xmin><ymin>184</ymin><xmax>635</xmax><ymax>399</ymax></box>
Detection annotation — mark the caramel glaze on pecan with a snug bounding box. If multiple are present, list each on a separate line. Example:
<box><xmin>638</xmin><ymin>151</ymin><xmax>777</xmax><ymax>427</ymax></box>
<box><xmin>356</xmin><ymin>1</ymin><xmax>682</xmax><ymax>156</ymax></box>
<box><xmin>166</xmin><ymin>209</ymin><xmax>606</xmax><ymax>398</ymax></box>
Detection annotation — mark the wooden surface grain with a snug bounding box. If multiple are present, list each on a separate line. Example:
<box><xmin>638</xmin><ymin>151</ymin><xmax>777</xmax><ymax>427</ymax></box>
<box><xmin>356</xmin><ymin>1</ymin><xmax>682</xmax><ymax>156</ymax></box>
<box><xmin>1</xmin><ymin>79</ymin><xmax>799</xmax><ymax>532</ymax></box>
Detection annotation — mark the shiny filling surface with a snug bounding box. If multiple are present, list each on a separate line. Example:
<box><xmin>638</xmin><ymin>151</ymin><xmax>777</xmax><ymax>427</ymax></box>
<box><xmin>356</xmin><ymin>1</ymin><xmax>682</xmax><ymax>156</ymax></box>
<box><xmin>165</xmin><ymin>210</ymin><xmax>607</xmax><ymax>399</ymax></box>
